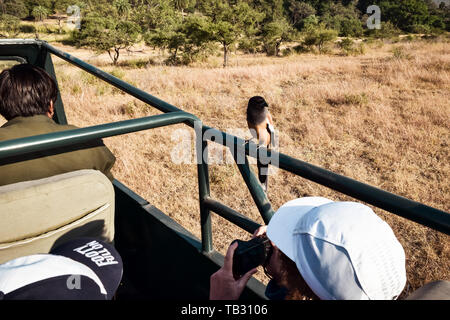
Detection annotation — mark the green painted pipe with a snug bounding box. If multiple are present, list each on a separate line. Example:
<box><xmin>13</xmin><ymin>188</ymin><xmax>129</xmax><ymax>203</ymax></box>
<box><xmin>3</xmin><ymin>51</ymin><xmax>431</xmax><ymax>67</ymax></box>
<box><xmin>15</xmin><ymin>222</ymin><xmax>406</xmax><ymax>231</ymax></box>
<box><xmin>0</xmin><ymin>112</ymin><xmax>200</xmax><ymax>158</ymax></box>
<box><xmin>203</xmin><ymin>197</ymin><xmax>261</xmax><ymax>234</ymax></box>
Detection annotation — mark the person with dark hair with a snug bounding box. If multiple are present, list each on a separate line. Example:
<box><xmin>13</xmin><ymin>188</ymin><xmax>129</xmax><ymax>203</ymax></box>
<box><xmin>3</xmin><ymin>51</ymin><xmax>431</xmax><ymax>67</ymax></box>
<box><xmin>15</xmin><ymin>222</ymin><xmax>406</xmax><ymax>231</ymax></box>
<box><xmin>210</xmin><ymin>197</ymin><xmax>407</xmax><ymax>300</ymax></box>
<box><xmin>246</xmin><ymin>96</ymin><xmax>275</xmax><ymax>192</ymax></box>
<box><xmin>0</xmin><ymin>64</ymin><xmax>115</xmax><ymax>186</ymax></box>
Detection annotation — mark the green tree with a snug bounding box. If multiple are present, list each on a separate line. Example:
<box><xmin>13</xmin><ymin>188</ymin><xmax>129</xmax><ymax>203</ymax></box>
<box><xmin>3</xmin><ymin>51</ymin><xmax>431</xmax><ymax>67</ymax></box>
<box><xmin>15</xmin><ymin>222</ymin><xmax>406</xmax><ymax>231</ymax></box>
<box><xmin>133</xmin><ymin>0</ymin><xmax>179</xmax><ymax>31</ymax></box>
<box><xmin>173</xmin><ymin>0</ymin><xmax>196</xmax><ymax>17</ymax></box>
<box><xmin>113</xmin><ymin>0</ymin><xmax>131</xmax><ymax>19</ymax></box>
<box><xmin>200</xmin><ymin>0</ymin><xmax>264</xmax><ymax>66</ymax></box>
<box><xmin>358</xmin><ymin>0</ymin><xmax>444</xmax><ymax>32</ymax></box>
<box><xmin>211</xmin><ymin>20</ymin><xmax>236</xmax><ymax>67</ymax></box>
<box><xmin>320</xmin><ymin>1</ymin><xmax>364</xmax><ymax>37</ymax></box>
<box><xmin>74</xmin><ymin>13</ymin><xmax>141</xmax><ymax>65</ymax></box>
<box><xmin>32</xmin><ymin>5</ymin><xmax>49</xmax><ymax>21</ymax></box>
<box><xmin>302</xmin><ymin>14</ymin><xmax>319</xmax><ymax>29</ymax></box>
<box><xmin>366</xmin><ymin>20</ymin><xmax>401</xmax><ymax>38</ymax></box>
<box><xmin>261</xmin><ymin>18</ymin><xmax>296</xmax><ymax>56</ymax></box>
<box><xmin>287</xmin><ymin>0</ymin><xmax>316</xmax><ymax>29</ymax></box>
<box><xmin>0</xmin><ymin>0</ymin><xmax>28</xmax><ymax>18</ymax></box>
<box><xmin>52</xmin><ymin>0</ymin><xmax>72</xmax><ymax>34</ymax></box>
<box><xmin>302</xmin><ymin>22</ymin><xmax>338</xmax><ymax>53</ymax></box>
<box><xmin>0</xmin><ymin>14</ymin><xmax>21</xmax><ymax>37</ymax></box>
<box><xmin>179</xmin><ymin>15</ymin><xmax>214</xmax><ymax>64</ymax></box>
<box><xmin>24</xmin><ymin>0</ymin><xmax>52</xmax><ymax>16</ymax></box>
<box><xmin>145</xmin><ymin>14</ymin><xmax>212</xmax><ymax>65</ymax></box>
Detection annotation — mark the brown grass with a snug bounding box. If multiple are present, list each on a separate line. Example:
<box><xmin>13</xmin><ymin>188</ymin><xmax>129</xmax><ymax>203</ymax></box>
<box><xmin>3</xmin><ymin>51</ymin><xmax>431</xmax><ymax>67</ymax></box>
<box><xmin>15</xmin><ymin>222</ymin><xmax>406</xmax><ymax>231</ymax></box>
<box><xmin>3</xmin><ymin>36</ymin><xmax>449</xmax><ymax>299</ymax></box>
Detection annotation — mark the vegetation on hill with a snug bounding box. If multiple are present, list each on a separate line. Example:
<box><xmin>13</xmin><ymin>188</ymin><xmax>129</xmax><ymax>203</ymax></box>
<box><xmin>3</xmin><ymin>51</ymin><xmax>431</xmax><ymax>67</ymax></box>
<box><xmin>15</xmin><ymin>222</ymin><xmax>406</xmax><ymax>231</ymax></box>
<box><xmin>0</xmin><ymin>0</ymin><xmax>449</xmax><ymax>65</ymax></box>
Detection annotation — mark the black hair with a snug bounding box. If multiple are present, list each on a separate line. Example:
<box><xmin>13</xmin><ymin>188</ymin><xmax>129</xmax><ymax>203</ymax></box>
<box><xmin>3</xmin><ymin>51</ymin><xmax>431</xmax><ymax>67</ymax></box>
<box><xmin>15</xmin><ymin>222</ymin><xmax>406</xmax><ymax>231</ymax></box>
<box><xmin>0</xmin><ymin>64</ymin><xmax>58</xmax><ymax>120</ymax></box>
<box><xmin>246</xmin><ymin>96</ymin><xmax>268</xmax><ymax>125</ymax></box>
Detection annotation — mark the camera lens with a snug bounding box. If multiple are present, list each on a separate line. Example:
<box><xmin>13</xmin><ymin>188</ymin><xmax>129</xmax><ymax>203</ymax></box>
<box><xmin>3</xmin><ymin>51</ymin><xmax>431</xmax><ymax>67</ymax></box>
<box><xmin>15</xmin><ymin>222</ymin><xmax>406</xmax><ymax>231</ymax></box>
<box><xmin>232</xmin><ymin>236</ymin><xmax>273</xmax><ymax>279</ymax></box>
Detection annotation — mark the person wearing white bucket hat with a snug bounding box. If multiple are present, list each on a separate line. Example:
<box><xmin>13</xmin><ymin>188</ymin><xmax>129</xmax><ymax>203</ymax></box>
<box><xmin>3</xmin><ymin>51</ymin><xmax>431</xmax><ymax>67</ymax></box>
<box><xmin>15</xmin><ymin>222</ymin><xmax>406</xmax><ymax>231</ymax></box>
<box><xmin>210</xmin><ymin>197</ymin><xmax>407</xmax><ymax>300</ymax></box>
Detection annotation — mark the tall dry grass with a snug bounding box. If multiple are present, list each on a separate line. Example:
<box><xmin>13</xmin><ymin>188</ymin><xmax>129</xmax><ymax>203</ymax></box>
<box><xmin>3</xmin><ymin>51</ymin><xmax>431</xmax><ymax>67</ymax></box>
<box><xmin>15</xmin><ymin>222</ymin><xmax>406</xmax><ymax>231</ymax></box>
<box><xmin>4</xmin><ymin>37</ymin><xmax>448</xmax><ymax>299</ymax></box>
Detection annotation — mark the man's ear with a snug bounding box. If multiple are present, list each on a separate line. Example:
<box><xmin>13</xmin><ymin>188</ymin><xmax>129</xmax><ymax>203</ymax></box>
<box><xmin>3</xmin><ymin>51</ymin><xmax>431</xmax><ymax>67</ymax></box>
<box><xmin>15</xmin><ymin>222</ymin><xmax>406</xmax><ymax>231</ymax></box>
<box><xmin>47</xmin><ymin>100</ymin><xmax>55</xmax><ymax>118</ymax></box>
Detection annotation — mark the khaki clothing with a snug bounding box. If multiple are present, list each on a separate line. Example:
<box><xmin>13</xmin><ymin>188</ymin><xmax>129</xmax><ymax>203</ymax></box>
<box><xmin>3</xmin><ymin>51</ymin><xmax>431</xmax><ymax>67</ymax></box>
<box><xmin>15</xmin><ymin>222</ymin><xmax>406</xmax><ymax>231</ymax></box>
<box><xmin>0</xmin><ymin>115</ymin><xmax>116</xmax><ymax>186</ymax></box>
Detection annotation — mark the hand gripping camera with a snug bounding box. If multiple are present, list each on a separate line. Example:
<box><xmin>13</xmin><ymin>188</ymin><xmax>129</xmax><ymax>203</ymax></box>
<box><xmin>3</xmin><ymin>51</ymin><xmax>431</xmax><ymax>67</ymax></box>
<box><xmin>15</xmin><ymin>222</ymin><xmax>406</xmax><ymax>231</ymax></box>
<box><xmin>231</xmin><ymin>235</ymin><xmax>273</xmax><ymax>280</ymax></box>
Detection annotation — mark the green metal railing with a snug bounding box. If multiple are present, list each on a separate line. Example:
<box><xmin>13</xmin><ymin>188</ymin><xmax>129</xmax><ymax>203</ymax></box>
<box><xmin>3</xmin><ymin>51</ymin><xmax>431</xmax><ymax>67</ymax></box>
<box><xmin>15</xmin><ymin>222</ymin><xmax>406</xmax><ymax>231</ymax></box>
<box><xmin>0</xmin><ymin>40</ymin><xmax>448</xmax><ymax>256</ymax></box>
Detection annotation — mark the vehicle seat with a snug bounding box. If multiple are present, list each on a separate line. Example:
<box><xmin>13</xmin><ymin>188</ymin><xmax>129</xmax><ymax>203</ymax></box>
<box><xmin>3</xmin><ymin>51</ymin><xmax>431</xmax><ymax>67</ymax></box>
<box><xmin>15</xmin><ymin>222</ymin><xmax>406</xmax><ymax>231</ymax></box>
<box><xmin>0</xmin><ymin>169</ymin><xmax>115</xmax><ymax>264</ymax></box>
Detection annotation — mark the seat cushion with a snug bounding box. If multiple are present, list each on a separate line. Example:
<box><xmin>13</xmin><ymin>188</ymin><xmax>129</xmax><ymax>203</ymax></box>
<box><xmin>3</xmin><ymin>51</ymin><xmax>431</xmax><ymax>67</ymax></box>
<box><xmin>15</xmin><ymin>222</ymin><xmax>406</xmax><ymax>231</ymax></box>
<box><xmin>0</xmin><ymin>169</ymin><xmax>115</xmax><ymax>264</ymax></box>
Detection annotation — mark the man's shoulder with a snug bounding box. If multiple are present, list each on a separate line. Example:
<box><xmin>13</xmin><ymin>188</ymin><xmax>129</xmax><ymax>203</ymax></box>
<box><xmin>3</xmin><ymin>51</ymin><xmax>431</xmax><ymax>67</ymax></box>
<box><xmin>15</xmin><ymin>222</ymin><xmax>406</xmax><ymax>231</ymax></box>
<box><xmin>50</xmin><ymin>122</ymin><xmax>79</xmax><ymax>132</ymax></box>
<box><xmin>0</xmin><ymin>116</ymin><xmax>79</xmax><ymax>140</ymax></box>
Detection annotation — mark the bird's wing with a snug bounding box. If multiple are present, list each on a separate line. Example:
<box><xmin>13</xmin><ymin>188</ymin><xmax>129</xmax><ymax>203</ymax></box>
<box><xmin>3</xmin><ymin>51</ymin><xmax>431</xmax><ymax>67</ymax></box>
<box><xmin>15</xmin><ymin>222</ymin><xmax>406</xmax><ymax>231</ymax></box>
<box><xmin>266</xmin><ymin>113</ymin><xmax>275</xmax><ymax>148</ymax></box>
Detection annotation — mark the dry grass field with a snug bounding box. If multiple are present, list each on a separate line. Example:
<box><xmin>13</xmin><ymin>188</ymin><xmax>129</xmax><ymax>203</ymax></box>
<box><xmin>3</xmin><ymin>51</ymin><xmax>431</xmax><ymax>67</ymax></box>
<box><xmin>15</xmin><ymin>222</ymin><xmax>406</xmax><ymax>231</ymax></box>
<box><xmin>2</xmin><ymin>35</ymin><xmax>448</xmax><ymax>299</ymax></box>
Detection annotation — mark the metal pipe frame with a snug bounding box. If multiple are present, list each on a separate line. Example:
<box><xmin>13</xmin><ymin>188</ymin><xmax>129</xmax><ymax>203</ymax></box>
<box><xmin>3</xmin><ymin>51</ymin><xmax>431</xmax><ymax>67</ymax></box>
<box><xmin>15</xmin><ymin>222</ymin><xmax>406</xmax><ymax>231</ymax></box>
<box><xmin>0</xmin><ymin>40</ymin><xmax>448</xmax><ymax>252</ymax></box>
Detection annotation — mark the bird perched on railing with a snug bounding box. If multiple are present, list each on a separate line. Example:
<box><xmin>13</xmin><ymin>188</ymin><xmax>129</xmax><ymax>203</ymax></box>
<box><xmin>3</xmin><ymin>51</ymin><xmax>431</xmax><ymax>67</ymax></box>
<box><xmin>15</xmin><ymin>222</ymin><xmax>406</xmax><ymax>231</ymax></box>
<box><xmin>246</xmin><ymin>96</ymin><xmax>275</xmax><ymax>192</ymax></box>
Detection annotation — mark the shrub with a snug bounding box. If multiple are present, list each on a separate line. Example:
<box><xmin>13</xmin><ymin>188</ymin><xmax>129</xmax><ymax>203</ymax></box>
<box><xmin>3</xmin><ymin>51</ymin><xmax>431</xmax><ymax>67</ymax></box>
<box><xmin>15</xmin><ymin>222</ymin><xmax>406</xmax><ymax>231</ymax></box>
<box><xmin>71</xmin><ymin>84</ymin><xmax>82</xmax><ymax>95</ymax></box>
<box><xmin>0</xmin><ymin>14</ymin><xmax>21</xmax><ymax>37</ymax></box>
<box><xmin>19</xmin><ymin>24</ymin><xmax>36</xmax><ymax>33</ymax></box>
<box><xmin>367</xmin><ymin>21</ymin><xmax>401</xmax><ymax>39</ymax></box>
<box><xmin>338</xmin><ymin>38</ymin><xmax>366</xmax><ymax>56</ymax></box>
<box><xmin>338</xmin><ymin>37</ymin><xmax>354</xmax><ymax>52</ymax></box>
<box><xmin>391</xmin><ymin>46</ymin><xmax>412</xmax><ymax>60</ymax></box>
<box><xmin>120</xmin><ymin>59</ymin><xmax>150</xmax><ymax>69</ymax></box>
<box><xmin>344</xmin><ymin>93</ymin><xmax>368</xmax><ymax>106</ymax></box>
<box><xmin>293</xmin><ymin>43</ymin><xmax>312</xmax><ymax>53</ymax></box>
<box><xmin>110</xmin><ymin>68</ymin><xmax>126</xmax><ymax>80</ymax></box>
<box><xmin>238</xmin><ymin>38</ymin><xmax>260</xmax><ymax>54</ymax></box>
<box><xmin>282</xmin><ymin>47</ymin><xmax>294</xmax><ymax>56</ymax></box>
<box><xmin>302</xmin><ymin>24</ymin><xmax>338</xmax><ymax>54</ymax></box>
<box><xmin>409</xmin><ymin>24</ymin><xmax>432</xmax><ymax>34</ymax></box>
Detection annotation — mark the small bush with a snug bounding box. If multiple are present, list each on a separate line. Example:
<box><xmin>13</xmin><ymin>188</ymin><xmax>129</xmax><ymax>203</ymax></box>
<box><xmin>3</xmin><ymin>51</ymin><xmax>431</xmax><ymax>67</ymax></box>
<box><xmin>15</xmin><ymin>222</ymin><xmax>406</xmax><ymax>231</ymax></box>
<box><xmin>302</xmin><ymin>24</ymin><xmax>338</xmax><ymax>54</ymax></box>
<box><xmin>96</xmin><ymin>84</ymin><xmax>108</xmax><ymax>96</ymax></box>
<box><xmin>80</xmin><ymin>72</ymin><xmax>99</xmax><ymax>85</ymax></box>
<box><xmin>293</xmin><ymin>44</ymin><xmax>312</xmax><ymax>53</ymax></box>
<box><xmin>122</xmin><ymin>59</ymin><xmax>150</xmax><ymax>69</ymax></box>
<box><xmin>409</xmin><ymin>24</ymin><xmax>432</xmax><ymax>34</ymax></box>
<box><xmin>109</xmin><ymin>68</ymin><xmax>126</xmax><ymax>80</ymax></box>
<box><xmin>281</xmin><ymin>47</ymin><xmax>294</xmax><ymax>56</ymax></box>
<box><xmin>337</xmin><ymin>38</ymin><xmax>354</xmax><ymax>55</ymax></box>
<box><xmin>392</xmin><ymin>46</ymin><xmax>412</xmax><ymax>60</ymax></box>
<box><xmin>403</xmin><ymin>35</ymin><xmax>415</xmax><ymax>42</ymax></box>
<box><xmin>71</xmin><ymin>84</ymin><xmax>82</xmax><ymax>95</ymax></box>
<box><xmin>19</xmin><ymin>24</ymin><xmax>36</xmax><ymax>33</ymax></box>
<box><xmin>367</xmin><ymin>21</ymin><xmax>401</xmax><ymax>39</ymax></box>
<box><xmin>164</xmin><ymin>55</ymin><xmax>183</xmax><ymax>66</ymax></box>
<box><xmin>351</xmin><ymin>43</ymin><xmax>366</xmax><ymax>56</ymax></box>
<box><xmin>344</xmin><ymin>93</ymin><xmax>368</xmax><ymax>106</ymax></box>
<box><xmin>120</xmin><ymin>101</ymin><xmax>135</xmax><ymax>116</ymax></box>
<box><xmin>238</xmin><ymin>38</ymin><xmax>260</xmax><ymax>54</ymax></box>
<box><xmin>327</xmin><ymin>93</ymin><xmax>369</xmax><ymax>107</ymax></box>
<box><xmin>35</xmin><ymin>24</ymin><xmax>60</xmax><ymax>34</ymax></box>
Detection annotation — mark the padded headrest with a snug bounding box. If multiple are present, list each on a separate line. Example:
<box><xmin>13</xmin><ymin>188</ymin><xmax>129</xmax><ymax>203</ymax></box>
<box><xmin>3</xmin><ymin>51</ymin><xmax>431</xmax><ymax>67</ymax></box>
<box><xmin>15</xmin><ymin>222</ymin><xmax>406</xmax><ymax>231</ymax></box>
<box><xmin>0</xmin><ymin>169</ymin><xmax>114</xmax><ymax>243</ymax></box>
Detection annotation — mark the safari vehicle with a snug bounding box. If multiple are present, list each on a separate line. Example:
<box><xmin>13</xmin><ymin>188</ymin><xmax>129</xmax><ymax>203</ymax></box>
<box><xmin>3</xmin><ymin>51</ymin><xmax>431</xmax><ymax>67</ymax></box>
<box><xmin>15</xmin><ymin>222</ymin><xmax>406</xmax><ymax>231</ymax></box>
<box><xmin>0</xmin><ymin>39</ymin><xmax>448</xmax><ymax>300</ymax></box>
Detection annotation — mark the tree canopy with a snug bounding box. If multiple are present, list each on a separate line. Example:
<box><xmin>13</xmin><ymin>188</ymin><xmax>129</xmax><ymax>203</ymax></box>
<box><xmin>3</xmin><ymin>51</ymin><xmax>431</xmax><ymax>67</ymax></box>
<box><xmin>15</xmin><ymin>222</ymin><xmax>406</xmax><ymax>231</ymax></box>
<box><xmin>0</xmin><ymin>0</ymin><xmax>448</xmax><ymax>65</ymax></box>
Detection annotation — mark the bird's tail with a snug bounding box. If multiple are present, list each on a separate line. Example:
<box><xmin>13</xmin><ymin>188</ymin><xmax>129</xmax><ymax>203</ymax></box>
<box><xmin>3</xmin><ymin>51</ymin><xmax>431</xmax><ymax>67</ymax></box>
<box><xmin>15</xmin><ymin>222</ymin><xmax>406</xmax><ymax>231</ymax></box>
<box><xmin>257</xmin><ymin>159</ymin><xmax>269</xmax><ymax>192</ymax></box>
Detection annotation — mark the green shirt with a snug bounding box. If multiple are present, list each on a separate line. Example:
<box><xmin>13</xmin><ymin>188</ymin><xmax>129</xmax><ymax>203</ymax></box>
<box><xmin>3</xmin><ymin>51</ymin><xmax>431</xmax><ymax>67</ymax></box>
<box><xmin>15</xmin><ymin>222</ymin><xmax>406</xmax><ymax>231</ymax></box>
<box><xmin>0</xmin><ymin>115</ymin><xmax>116</xmax><ymax>186</ymax></box>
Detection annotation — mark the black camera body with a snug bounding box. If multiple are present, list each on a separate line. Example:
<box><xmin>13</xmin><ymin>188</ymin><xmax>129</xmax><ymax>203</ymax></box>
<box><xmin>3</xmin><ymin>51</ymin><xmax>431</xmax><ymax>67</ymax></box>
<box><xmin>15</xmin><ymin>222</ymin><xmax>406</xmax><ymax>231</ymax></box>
<box><xmin>231</xmin><ymin>236</ymin><xmax>273</xmax><ymax>279</ymax></box>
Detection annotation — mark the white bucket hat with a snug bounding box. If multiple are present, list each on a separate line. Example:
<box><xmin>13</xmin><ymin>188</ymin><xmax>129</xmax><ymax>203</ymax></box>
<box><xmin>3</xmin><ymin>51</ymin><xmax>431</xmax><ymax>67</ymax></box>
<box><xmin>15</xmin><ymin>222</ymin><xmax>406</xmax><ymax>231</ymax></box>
<box><xmin>267</xmin><ymin>197</ymin><xmax>407</xmax><ymax>300</ymax></box>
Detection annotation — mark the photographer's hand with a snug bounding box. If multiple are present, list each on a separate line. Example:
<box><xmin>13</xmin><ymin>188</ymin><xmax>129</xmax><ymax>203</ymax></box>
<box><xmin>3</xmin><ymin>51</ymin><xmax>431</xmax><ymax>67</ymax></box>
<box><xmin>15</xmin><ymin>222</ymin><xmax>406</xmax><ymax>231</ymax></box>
<box><xmin>252</xmin><ymin>226</ymin><xmax>268</xmax><ymax>238</ymax></box>
<box><xmin>210</xmin><ymin>242</ymin><xmax>257</xmax><ymax>300</ymax></box>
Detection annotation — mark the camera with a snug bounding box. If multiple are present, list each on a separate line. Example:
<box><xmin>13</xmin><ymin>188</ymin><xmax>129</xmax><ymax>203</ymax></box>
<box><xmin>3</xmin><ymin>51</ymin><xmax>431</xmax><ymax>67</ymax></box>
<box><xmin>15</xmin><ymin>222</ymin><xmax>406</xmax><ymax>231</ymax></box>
<box><xmin>231</xmin><ymin>235</ymin><xmax>273</xmax><ymax>279</ymax></box>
